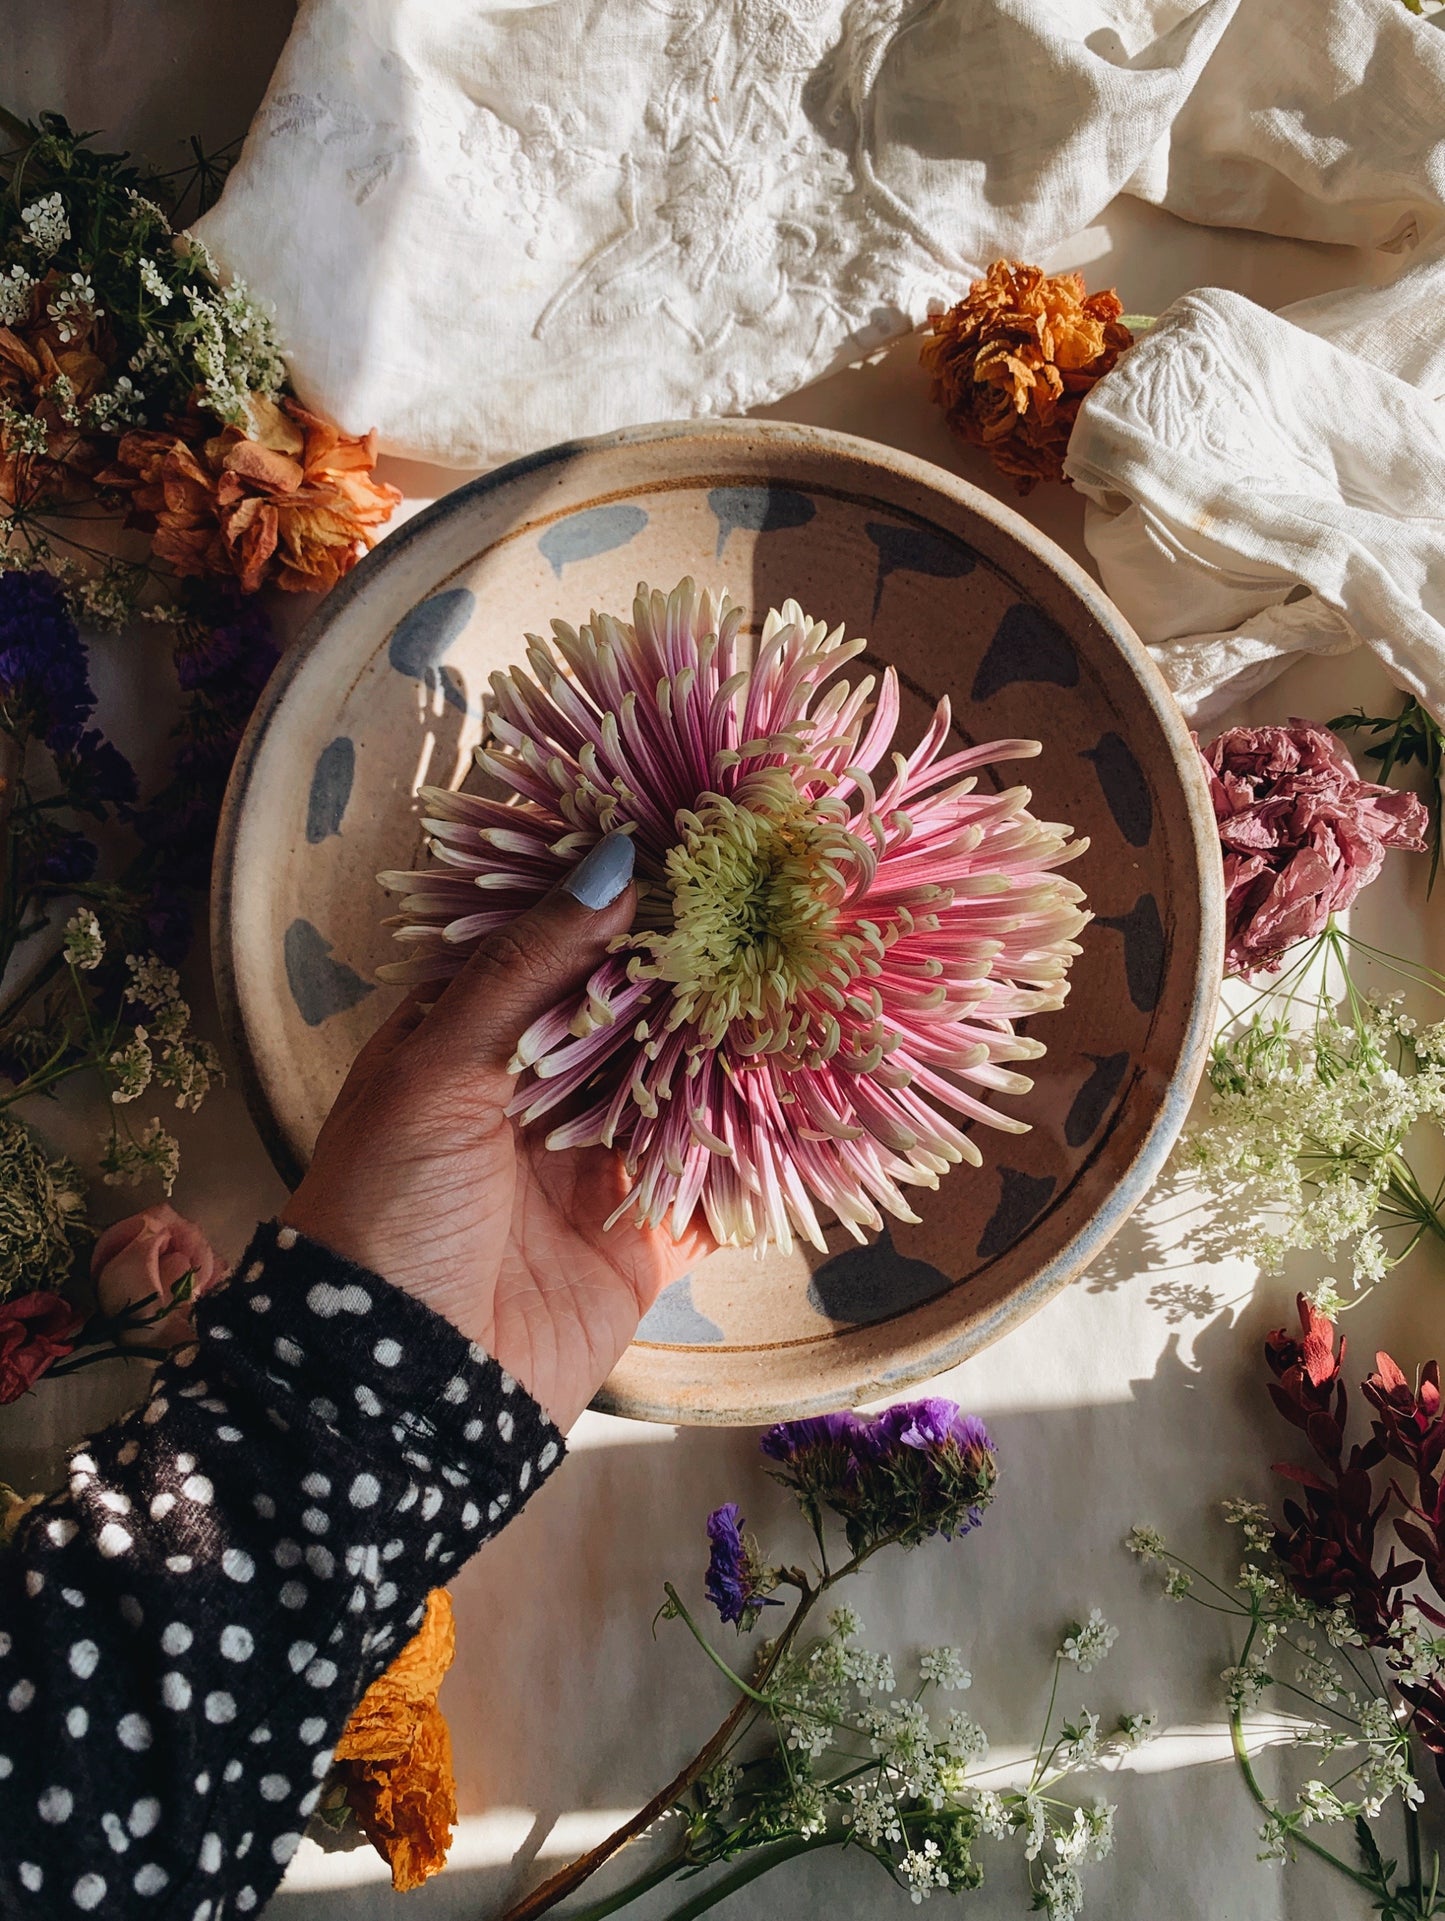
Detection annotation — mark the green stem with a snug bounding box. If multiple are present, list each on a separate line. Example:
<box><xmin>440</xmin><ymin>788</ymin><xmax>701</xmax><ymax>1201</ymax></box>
<box><xmin>656</xmin><ymin>1833</ymin><xmax>840</xmax><ymax>1921</ymax></box>
<box><xmin>1030</xmin><ymin>1657</ymin><xmax>1061</xmax><ymax>1790</ymax></box>
<box><xmin>662</xmin><ymin>1588</ymin><xmax>775</xmax><ymax>1707</ymax></box>
<box><xmin>1226</xmin><ymin>1620</ymin><xmax>1379</xmax><ymax>1902</ymax></box>
<box><xmin>561</xmin><ymin>1850</ymin><xmax>691</xmax><ymax>1921</ymax></box>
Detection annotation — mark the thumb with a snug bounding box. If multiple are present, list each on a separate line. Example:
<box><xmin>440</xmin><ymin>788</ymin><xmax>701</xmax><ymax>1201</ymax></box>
<box><xmin>406</xmin><ymin>830</ymin><xmax>638</xmax><ymax>1088</ymax></box>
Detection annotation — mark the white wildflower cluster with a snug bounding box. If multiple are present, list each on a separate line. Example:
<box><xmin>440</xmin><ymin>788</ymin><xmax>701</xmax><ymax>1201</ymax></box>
<box><xmin>66</xmin><ymin>561</ymin><xmax>148</xmax><ymax>631</ymax></box>
<box><xmin>21</xmin><ymin>191</ymin><xmax>69</xmax><ymax>257</ymax></box>
<box><xmin>137</xmin><ymin>256</ymin><xmax>173</xmax><ymax>306</ymax></box>
<box><xmin>919</xmin><ymin>1647</ymin><xmax>971</xmax><ymax>1691</ymax></box>
<box><xmin>689</xmin><ymin>1602</ymin><xmax>1142</xmax><ymax>1920</ymax></box>
<box><xmin>108</xmin><ymin>1031</ymin><xmax>154</xmax><ymax>1105</ymax></box>
<box><xmin>178</xmin><ymin>258</ymin><xmax>285</xmax><ymax>428</ymax></box>
<box><xmin>63</xmin><ymin>909</ymin><xmax>105</xmax><ymax>972</ymax></box>
<box><xmin>85</xmin><ymin>374</ymin><xmax>146</xmax><ymax>433</ymax></box>
<box><xmin>47</xmin><ymin>271</ymin><xmax>101</xmax><ymax>344</ymax></box>
<box><xmin>0</xmin><ymin>397</ymin><xmax>48</xmax><ymax>454</ymax></box>
<box><xmin>1222</xmin><ymin>1500</ymin><xmax>1274</xmax><ymax>1553</ymax></box>
<box><xmin>1222</xmin><ymin>1656</ymin><xmax>1272</xmax><ymax>1713</ymax></box>
<box><xmin>1394</xmin><ymin>1614</ymin><xmax>1445</xmax><ymax>1685</ymax></box>
<box><xmin>119</xmin><ymin>954</ymin><xmax>223</xmax><ymax>1114</ymax></box>
<box><xmin>1060</xmin><ymin>1610</ymin><xmax>1118</xmax><ymax>1673</ymax></box>
<box><xmin>1115</xmin><ymin>1711</ymin><xmax>1158</xmax><ymax>1750</ymax></box>
<box><xmin>0</xmin><ymin>263</ymin><xmax>35</xmax><ymax>327</ymax></box>
<box><xmin>101</xmin><ymin>1116</ymin><xmax>181</xmax><ymax>1195</ymax></box>
<box><xmin>899</xmin><ymin>1837</ymin><xmax>949</xmax><ymax>1904</ymax></box>
<box><xmin>1178</xmin><ymin>992</ymin><xmax>1445</xmax><ymax>1290</ymax></box>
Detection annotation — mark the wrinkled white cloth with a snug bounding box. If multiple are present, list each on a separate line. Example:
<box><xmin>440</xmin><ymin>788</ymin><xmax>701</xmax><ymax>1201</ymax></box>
<box><xmin>1066</xmin><ymin>265</ymin><xmax>1445</xmax><ymax>725</ymax></box>
<box><xmin>196</xmin><ymin>0</ymin><xmax>1445</xmax><ymax>470</ymax></box>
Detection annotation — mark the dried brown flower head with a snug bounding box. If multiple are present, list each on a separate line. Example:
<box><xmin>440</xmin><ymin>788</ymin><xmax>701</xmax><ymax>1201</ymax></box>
<box><xmin>0</xmin><ymin>272</ymin><xmax>112</xmax><ymax>509</ymax></box>
<box><xmin>334</xmin><ymin>1587</ymin><xmax>458</xmax><ymax>1891</ymax></box>
<box><xmin>100</xmin><ymin>395</ymin><xmax>401</xmax><ymax>594</ymax></box>
<box><xmin>922</xmin><ymin>260</ymin><xmax>1133</xmax><ymax>493</ymax></box>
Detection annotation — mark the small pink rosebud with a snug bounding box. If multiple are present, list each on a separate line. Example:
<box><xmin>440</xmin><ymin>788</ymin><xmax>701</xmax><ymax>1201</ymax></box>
<box><xmin>91</xmin><ymin>1205</ymin><xmax>226</xmax><ymax>1349</ymax></box>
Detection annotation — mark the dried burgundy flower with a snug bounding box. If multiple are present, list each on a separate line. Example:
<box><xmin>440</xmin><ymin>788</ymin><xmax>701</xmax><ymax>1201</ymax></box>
<box><xmin>1199</xmin><ymin>721</ymin><xmax>1428</xmax><ymax>976</ymax></box>
<box><xmin>0</xmin><ymin>1291</ymin><xmax>84</xmax><ymax>1402</ymax></box>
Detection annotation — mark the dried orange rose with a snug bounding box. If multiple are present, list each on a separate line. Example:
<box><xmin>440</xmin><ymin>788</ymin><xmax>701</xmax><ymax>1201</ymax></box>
<box><xmin>922</xmin><ymin>260</ymin><xmax>1133</xmax><ymax>494</ymax></box>
<box><xmin>100</xmin><ymin>395</ymin><xmax>401</xmax><ymax>594</ymax></box>
<box><xmin>334</xmin><ymin>1587</ymin><xmax>458</xmax><ymax>1891</ymax></box>
<box><xmin>0</xmin><ymin>275</ymin><xmax>112</xmax><ymax>508</ymax></box>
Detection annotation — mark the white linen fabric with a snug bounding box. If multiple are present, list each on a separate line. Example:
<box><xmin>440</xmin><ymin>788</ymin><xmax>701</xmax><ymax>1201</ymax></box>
<box><xmin>195</xmin><ymin>0</ymin><xmax>1445</xmax><ymax>472</ymax></box>
<box><xmin>1066</xmin><ymin>273</ymin><xmax>1445</xmax><ymax>726</ymax></box>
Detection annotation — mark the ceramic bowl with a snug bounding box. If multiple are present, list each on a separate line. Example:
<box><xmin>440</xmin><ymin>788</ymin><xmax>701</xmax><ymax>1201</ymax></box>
<box><xmin>214</xmin><ymin>419</ymin><xmax>1222</xmax><ymax>1425</ymax></box>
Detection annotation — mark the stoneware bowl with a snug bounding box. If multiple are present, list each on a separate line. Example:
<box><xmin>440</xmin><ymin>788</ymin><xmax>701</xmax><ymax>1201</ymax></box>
<box><xmin>214</xmin><ymin>419</ymin><xmax>1222</xmax><ymax>1425</ymax></box>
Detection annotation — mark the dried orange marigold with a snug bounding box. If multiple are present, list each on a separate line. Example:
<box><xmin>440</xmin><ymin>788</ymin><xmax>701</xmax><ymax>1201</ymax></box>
<box><xmin>100</xmin><ymin>395</ymin><xmax>400</xmax><ymax>595</ymax></box>
<box><xmin>922</xmin><ymin>260</ymin><xmax>1133</xmax><ymax>494</ymax></box>
<box><xmin>334</xmin><ymin>1587</ymin><xmax>458</xmax><ymax>1891</ymax></box>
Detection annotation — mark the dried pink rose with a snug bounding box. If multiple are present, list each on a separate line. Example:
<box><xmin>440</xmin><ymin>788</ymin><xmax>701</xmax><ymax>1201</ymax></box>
<box><xmin>91</xmin><ymin>1204</ymin><xmax>226</xmax><ymax>1349</ymax></box>
<box><xmin>1199</xmin><ymin>720</ymin><xmax>1428</xmax><ymax>976</ymax></box>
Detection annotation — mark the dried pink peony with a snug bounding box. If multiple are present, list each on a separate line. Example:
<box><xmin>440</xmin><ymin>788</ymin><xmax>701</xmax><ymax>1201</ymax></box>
<box><xmin>1200</xmin><ymin>720</ymin><xmax>1428</xmax><ymax>977</ymax></box>
<box><xmin>380</xmin><ymin>580</ymin><xmax>1090</xmax><ymax>1253</ymax></box>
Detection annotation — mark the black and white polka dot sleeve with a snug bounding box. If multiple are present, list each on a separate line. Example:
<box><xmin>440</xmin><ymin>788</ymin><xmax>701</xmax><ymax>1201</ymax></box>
<box><xmin>0</xmin><ymin>1219</ymin><xmax>565</xmax><ymax>1920</ymax></box>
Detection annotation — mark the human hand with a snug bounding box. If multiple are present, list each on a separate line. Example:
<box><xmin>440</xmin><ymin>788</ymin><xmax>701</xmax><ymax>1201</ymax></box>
<box><xmin>282</xmin><ymin>833</ymin><xmax>710</xmax><ymax>1430</ymax></box>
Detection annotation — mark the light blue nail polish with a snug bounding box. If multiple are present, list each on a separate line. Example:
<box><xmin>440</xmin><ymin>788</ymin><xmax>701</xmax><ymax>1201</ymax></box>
<box><xmin>563</xmin><ymin>831</ymin><xmax>635</xmax><ymax>909</ymax></box>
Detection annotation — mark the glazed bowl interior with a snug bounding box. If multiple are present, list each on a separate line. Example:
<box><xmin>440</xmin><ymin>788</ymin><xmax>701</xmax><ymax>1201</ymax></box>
<box><xmin>214</xmin><ymin>419</ymin><xmax>1222</xmax><ymax>1425</ymax></box>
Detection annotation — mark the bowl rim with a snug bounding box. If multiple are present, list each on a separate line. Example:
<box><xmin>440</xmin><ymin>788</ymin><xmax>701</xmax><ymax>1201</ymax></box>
<box><xmin>213</xmin><ymin>416</ymin><xmax>1224</xmax><ymax>1420</ymax></box>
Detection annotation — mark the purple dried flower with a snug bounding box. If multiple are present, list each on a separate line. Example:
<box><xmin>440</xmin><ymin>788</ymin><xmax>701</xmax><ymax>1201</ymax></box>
<box><xmin>760</xmin><ymin>1411</ymin><xmax>868</xmax><ymax>1466</ymax></box>
<box><xmin>862</xmin><ymin>1399</ymin><xmax>994</xmax><ymax>1461</ymax></box>
<box><xmin>39</xmin><ymin>830</ymin><xmax>97</xmax><ymax>885</ymax></box>
<box><xmin>704</xmin><ymin>1503</ymin><xmax>780</xmax><ymax>1630</ymax></box>
<box><xmin>56</xmin><ymin>730</ymin><xmax>138</xmax><ymax>816</ymax></box>
<box><xmin>0</xmin><ymin>570</ymin><xmax>96</xmax><ymax>752</ymax></box>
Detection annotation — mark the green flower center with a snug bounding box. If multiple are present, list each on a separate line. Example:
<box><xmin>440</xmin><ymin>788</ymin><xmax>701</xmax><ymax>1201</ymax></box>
<box><xmin>634</xmin><ymin>770</ymin><xmax>878</xmax><ymax>1054</ymax></box>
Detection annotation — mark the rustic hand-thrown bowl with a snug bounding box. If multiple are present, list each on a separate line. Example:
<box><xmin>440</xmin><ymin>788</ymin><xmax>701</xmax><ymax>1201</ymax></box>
<box><xmin>214</xmin><ymin>419</ymin><xmax>1222</xmax><ymax>1425</ymax></box>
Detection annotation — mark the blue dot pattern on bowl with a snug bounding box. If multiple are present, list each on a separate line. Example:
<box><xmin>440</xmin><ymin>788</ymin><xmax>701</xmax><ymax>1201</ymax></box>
<box><xmin>284</xmin><ymin>919</ymin><xmax>374</xmax><ymax>1028</ymax></box>
<box><xmin>864</xmin><ymin>520</ymin><xmax>977</xmax><ymax>619</ymax></box>
<box><xmin>708</xmin><ymin>485</ymin><xmax>816</xmax><ymax>558</ymax></box>
<box><xmin>538</xmin><ymin>503</ymin><xmax>648</xmax><ymax>578</ymax></box>
<box><xmin>388</xmin><ymin>588</ymin><xmax>475</xmax><ymax>711</ymax></box>
<box><xmin>1082</xmin><ymin>732</ymin><xmax>1153</xmax><ymax>846</ymax></box>
<box><xmin>1063</xmin><ymin>1051</ymin><xmax>1132</xmax><ymax>1149</ymax></box>
<box><xmin>636</xmin><ymin>1276</ymin><xmax>725</xmax><ymax>1344</ymax></box>
<box><xmin>1096</xmin><ymin>894</ymin><xmax>1165</xmax><ymax>1013</ymax></box>
<box><xmin>807</xmin><ymin>1227</ymin><xmax>951</xmax><ymax>1326</ymax></box>
<box><xmin>976</xmin><ymin>1168</ymin><xmax>1058</xmax><ymax>1261</ymax></box>
<box><xmin>306</xmin><ymin>737</ymin><xmax>355</xmax><ymax>844</ymax></box>
<box><xmin>970</xmin><ymin>602</ymin><xmax>1080</xmax><ymax>700</ymax></box>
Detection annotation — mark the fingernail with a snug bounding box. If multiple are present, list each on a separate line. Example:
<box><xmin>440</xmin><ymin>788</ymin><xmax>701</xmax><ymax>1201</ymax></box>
<box><xmin>563</xmin><ymin>831</ymin><xmax>635</xmax><ymax>910</ymax></box>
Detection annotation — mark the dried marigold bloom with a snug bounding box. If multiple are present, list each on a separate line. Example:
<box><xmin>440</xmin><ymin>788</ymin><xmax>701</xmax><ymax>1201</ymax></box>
<box><xmin>334</xmin><ymin>1588</ymin><xmax>458</xmax><ymax>1891</ymax></box>
<box><xmin>922</xmin><ymin>260</ymin><xmax>1133</xmax><ymax>493</ymax></box>
<box><xmin>0</xmin><ymin>273</ymin><xmax>112</xmax><ymax>509</ymax></box>
<box><xmin>100</xmin><ymin>394</ymin><xmax>400</xmax><ymax>594</ymax></box>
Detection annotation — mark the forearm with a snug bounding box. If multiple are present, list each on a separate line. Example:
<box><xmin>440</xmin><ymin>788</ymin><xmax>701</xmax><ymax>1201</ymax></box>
<box><xmin>0</xmin><ymin>1220</ymin><xmax>563</xmax><ymax>1917</ymax></box>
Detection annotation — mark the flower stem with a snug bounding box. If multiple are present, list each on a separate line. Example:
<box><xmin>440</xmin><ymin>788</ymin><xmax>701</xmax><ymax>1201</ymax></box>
<box><xmin>560</xmin><ymin>1849</ymin><xmax>691</xmax><ymax>1921</ymax></box>
<box><xmin>660</xmin><ymin>1587</ymin><xmax>775</xmax><ymax>1706</ymax></box>
<box><xmin>654</xmin><ymin>1833</ymin><xmax>840</xmax><ymax>1921</ymax></box>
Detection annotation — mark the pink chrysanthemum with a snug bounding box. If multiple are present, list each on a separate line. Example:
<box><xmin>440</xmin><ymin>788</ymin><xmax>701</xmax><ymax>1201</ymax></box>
<box><xmin>379</xmin><ymin>579</ymin><xmax>1090</xmax><ymax>1253</ymax></box>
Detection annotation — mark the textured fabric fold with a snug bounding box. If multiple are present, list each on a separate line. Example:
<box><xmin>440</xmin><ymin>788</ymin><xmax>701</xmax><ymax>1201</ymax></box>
<box><xmin>1066</xmin><ymin>285</ymin><xmax>1445</xmax><ymax>724</ymax></box>
<box><xmin>193</xmin><ymin>0</ymin><xmax>1445</xmax><ymax>467</ymax></box>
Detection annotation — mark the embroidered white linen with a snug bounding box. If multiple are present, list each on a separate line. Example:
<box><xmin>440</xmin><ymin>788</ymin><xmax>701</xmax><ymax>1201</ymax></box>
<box><xmin>196</xmin><ymin>0</ymin><xmax>1445</xmax><ymax>471</ymax></box>
<box><xmin>1065</xmin><ymin>263</ymin><xmax>1445</xmax><ymax>726</ymax></box>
